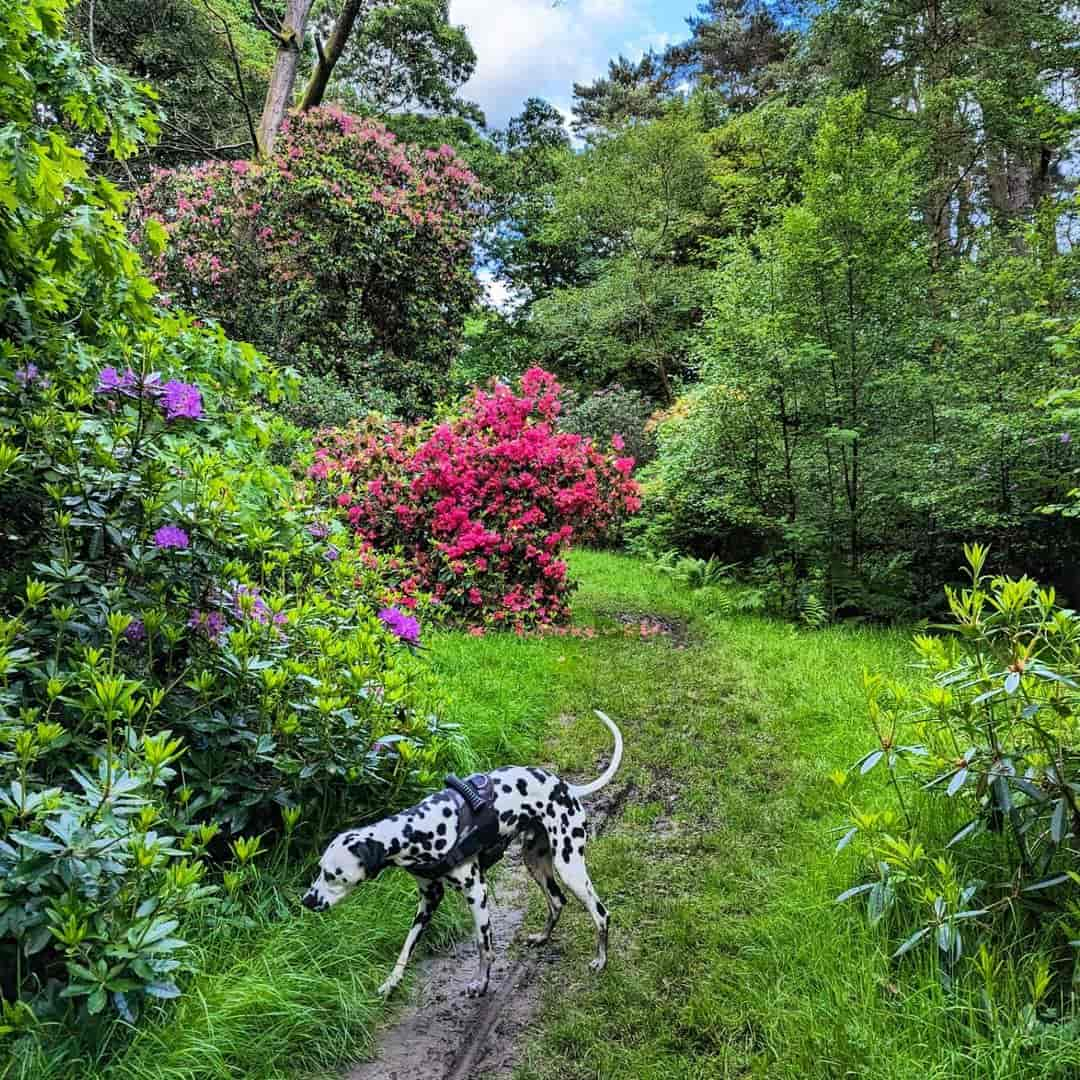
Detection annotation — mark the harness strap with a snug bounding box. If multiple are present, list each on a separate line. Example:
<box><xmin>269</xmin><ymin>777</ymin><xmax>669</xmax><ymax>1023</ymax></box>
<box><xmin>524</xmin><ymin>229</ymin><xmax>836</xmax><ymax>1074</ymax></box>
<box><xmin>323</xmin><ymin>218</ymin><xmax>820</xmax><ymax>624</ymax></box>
<box><xmin>411</xmin><ymin>774</ymin><xmax>501</xmax><ymax>879</ymax></box>
<box><xmin>445</xmin><ymin>773</ymin><xmax>488</xmax><ymax>813</ymax></box>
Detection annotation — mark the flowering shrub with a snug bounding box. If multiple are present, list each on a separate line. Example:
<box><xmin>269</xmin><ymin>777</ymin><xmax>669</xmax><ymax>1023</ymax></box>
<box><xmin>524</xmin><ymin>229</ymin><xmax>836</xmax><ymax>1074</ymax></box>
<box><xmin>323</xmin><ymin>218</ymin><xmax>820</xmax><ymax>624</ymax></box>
<box><xmin>134</xmin><ymin>107</ymin><xmax>485</xmax><ymax>417</ymax></box>
<box><xmin>1</xmin><ymin>327</ymin><xmax>460</xmax><ymax>1026</ymax></box>
<box><xmin>307</xmin><ymin>369</ymin><xmax>641</xmax><ymax>630</ymax></box>
<box><xmin>0</xmin><ymin>10</ymin><xmax>460</xmax><ymax>1031</ymax></box>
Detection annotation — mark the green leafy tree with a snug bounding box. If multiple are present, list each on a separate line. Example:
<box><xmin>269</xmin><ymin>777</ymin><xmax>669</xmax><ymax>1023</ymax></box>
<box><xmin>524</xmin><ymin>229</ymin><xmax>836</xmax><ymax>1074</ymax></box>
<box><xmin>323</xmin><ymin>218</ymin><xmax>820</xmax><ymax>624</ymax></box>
<box><xmin>72</xmin><ymin>0</ymin><xmax>268</xmax><ymax>176</ymax></box>
<box><xmin>529</xmin><ymin>103</ymin><xmax>714</xmax><ymax>401</ymax></box>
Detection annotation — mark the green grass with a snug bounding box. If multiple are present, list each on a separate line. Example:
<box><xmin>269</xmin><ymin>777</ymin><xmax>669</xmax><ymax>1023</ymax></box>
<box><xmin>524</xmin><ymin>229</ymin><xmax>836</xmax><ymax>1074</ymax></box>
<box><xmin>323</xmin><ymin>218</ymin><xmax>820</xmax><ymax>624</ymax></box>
<box><xmin>9</xmin><ymin>550</ymin><xmax>1080</xmax><ymax>1078</ymax></box>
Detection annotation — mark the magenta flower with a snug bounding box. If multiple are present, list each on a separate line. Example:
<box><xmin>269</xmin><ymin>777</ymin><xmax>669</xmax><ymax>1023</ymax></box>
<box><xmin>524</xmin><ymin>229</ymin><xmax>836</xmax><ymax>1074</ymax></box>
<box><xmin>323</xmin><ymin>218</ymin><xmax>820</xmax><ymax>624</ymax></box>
<box><xmin>160</xmin><ymin>380</ymin><xmax>203</xmax><ymax>421</ymax></box>
<box><xmin>378</xmin><ymin>606</ymin><xmax>420</xmax><ymax>645</ymax></box>
<box><xmin>154</xmin><ymin>525</ymin><xmax>190</xmax><ymax>550</ymax></box>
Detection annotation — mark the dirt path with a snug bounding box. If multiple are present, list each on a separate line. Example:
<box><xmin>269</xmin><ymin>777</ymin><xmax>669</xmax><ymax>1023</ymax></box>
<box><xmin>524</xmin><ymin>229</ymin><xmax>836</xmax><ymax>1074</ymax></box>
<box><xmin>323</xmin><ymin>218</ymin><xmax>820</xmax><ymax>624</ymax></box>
<box><xmin>345</xmin><ymin>780</ymin><xmax>629</xmax><ymax>1080</ymax></box>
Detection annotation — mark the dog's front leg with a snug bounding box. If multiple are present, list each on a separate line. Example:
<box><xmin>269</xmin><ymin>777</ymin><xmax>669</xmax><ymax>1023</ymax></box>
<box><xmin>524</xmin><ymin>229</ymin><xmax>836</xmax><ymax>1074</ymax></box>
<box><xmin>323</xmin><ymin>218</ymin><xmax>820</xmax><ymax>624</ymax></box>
<box><xmin>447</xmin><ymin>861</ymin><xmax>493</xmax><ymax>998</ymax></box>
<box><xmin>378</xmin><ymin>880</ymin><xmax>444</xmax><ymax>997</ymax></box>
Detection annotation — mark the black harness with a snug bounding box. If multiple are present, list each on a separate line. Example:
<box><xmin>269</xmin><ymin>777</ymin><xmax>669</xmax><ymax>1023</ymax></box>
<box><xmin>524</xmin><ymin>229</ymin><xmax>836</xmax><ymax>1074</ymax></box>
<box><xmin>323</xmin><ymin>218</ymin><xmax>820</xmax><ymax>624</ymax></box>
<box><xmin>411</xmin><ymin>773</ymin><xmax>508</xmax><ymax>880</ymax></box>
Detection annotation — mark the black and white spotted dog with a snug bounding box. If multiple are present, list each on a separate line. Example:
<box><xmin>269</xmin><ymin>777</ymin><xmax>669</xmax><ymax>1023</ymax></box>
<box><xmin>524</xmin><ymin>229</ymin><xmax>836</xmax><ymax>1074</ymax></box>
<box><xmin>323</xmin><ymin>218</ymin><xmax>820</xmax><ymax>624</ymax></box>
<box><xmin>301</xmin><ymin>710</ymin><xmax>623</xmax><ymax>998</ymax></box>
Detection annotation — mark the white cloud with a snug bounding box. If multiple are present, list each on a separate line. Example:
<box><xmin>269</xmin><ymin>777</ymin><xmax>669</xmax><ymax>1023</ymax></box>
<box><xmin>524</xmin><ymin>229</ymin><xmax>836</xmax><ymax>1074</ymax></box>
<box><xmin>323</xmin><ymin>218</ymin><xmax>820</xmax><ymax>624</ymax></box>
<box><xmin>450</xmin><ymin>0</ymin><xmax>668</xmax><ymax>129</ymax></box>
<box><xmin>477</xmin><ymin>268</ymin><xmax>524</xmax><ymax>312</ymax></box>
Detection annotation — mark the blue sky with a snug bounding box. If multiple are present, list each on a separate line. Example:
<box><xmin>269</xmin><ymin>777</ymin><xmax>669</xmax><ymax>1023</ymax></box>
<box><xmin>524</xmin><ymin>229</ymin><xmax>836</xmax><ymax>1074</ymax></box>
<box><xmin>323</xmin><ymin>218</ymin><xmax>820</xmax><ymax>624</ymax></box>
<box><xmin>449</xmin><ymin>0</ymin><xmax>698</xmax><ymax>131</ymax></box>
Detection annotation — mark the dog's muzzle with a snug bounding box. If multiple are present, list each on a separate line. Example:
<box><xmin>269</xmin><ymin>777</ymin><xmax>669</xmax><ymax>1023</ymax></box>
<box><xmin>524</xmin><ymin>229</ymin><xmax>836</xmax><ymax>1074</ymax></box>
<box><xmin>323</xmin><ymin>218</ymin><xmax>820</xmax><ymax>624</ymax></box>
<box><xmin>301</xmin><ymin>890</ymin><xmax>328</xmax><ymax>911</ymax></box>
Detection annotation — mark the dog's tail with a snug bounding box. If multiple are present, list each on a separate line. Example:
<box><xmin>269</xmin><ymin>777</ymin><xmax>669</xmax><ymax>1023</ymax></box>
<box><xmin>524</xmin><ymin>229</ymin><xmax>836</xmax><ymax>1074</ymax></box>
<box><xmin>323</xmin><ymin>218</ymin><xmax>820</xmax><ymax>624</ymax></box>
<box><xmin>568</xmin><ymin>710</ymin><xmax>624</xmax><ymax>798</ymax></box>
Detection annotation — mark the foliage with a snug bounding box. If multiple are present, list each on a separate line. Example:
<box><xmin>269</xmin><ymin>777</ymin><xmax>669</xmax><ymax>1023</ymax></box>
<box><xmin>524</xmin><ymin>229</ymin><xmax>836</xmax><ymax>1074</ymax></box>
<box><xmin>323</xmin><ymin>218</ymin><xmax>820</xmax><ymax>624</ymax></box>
<box><xmin>316</xmin><ymin>0</ymin><xmax>481</xmax><ymax>124</ymax></box>
<box><xmin>559</xmin><ymin>383</ymin><xmax>658</xmax><ymax>468</ymax></box>
<box><xmin>0</xmin><ymin>0</ymin><xmax>457</xmax><ymax>1031</ymax></box>
<box><xmin>528</xmin><ymin>102</ymin><xmax>714</xmax><ymax>401</ymax></box>
<box><xmin>71</xmin><ymin>0</ymin><xmax>269</xmax><ymax>176</ymax></box>
<box><xmin>306</xmin><ymin>369</ymin><xmax>641</xmax><ymax>630</ymax></box>
<box><xmin>635</xmin><ymin>91</ymin><xmax>1080</xmax><ymax>617</ymax></box>
<box><xmin>839</xmin><ymin>545</ymin><xmax>1080</xmax><ymax>1008</ymax></box>
<box><xmin>134</xmin><ymin>106</ymin><xmax>484</xmax><ymax>417</ymax></box>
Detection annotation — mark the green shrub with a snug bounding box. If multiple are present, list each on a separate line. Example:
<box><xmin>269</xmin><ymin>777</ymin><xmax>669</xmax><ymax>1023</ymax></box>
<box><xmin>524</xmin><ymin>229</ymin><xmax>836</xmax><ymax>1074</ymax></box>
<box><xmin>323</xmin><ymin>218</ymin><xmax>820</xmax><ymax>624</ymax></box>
<box><xmin>560</xmin><ymin>383</ymin><xmax>658</xmax><ymax>468</ymax></box>
<box><xmin>839</xmin><ymin>544</ymin><xmax>1080</xmax><ymax>1015</ymax></box>
<box><xmin>0</xmin><ymin>1</ymin><xmax>459</xmax><ymax>1032</ymax></box>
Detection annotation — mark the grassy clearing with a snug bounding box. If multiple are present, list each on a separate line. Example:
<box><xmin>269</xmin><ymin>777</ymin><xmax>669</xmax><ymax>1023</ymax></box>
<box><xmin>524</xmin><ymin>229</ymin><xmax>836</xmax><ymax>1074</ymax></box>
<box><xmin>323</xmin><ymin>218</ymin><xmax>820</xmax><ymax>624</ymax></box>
<box><xmin>11</xmin><ymin>550</ymin><xmax>1080</xmax><ymax>1079</ymax></box>
<box><xmin>486</xmin><ymin>552</ymin><xmax>1080</xmax><ymax>1080</ymax></box>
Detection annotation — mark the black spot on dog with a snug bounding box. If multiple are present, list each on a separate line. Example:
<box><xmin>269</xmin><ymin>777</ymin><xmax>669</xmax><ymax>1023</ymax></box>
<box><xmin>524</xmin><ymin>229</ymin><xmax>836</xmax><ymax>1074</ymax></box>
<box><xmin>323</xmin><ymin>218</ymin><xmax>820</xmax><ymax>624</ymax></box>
<box><xmin>546</xmin><ymin>876</ymin><xmax>567</xmax><ymax>903</ymax></box>
<box><xmin>596</xmin><ymin>901</ymin><xmax>607</xmax><ymax>918</ymax></box>
<box><xmin>437</xmin><ymin>823</ymin><xmax>447</xmax><ymax>836</ymax></box>
<box><xmin>516</xmin><ymin>779</ymin><xmax>529</xmax><ymax>796</ymax></box>
<box><xmin>528</xmin><ymin>767</ymin><xmax>548</xmax><ymax>784</ymax></box>
<box><xmin>502</xmin><ymin>784</ymin><xmax>512</xmax><ymax>794</ymax></box>
<box><xmin>571</xmin><ymin>826</ymin><xmax>585</xmax><ymax>839</ymax></box>
<box><xmin>443</xmin><ymin>807</ymin><xmax>453</xmax><ymax>818</ymax></box>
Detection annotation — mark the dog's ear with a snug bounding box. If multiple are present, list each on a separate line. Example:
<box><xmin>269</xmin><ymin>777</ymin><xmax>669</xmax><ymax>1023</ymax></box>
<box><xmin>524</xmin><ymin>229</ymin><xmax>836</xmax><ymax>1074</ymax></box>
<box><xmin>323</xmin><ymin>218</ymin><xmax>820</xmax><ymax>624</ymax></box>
<box><xmin>347</xmin><ymin>837</ymin><xmax>386</xmax><ymax>880</ymax></box>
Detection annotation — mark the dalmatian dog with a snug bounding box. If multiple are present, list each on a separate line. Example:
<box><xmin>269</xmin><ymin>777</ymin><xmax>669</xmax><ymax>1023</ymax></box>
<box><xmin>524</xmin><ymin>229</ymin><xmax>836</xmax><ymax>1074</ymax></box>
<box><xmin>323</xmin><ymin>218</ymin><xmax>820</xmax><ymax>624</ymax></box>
<box><xmin>302</xmin><ymin>710</ymin><xmax>623</xmax><ymax>998</ymax></box>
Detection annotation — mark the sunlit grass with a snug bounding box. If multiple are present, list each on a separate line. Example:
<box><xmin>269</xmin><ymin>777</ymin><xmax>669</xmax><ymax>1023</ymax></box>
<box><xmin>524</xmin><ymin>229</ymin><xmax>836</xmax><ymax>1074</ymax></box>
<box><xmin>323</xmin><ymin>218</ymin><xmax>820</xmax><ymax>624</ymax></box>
<box><xmin>11</xmin><ymin>551</ymin><xmax>1080</xmax><ymax>1078</ymax></box>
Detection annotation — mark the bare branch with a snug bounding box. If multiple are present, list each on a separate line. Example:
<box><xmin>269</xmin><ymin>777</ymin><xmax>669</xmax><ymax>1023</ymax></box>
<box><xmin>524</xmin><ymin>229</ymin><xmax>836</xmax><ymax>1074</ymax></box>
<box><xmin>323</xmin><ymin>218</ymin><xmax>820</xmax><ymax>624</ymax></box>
<box><xmin>201</xmin><ymin>0</ymin><xmax>261</xmax><ymax>157</ymax></box>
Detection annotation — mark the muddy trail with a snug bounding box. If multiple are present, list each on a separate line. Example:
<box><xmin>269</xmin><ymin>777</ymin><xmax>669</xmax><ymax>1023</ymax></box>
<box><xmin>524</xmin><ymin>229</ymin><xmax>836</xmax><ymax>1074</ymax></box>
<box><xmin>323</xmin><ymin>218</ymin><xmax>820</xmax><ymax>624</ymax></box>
<box><xmin>345</xmin><ymin>780</ymin><xmax>630</xmax><ymax>1080</ymax></box>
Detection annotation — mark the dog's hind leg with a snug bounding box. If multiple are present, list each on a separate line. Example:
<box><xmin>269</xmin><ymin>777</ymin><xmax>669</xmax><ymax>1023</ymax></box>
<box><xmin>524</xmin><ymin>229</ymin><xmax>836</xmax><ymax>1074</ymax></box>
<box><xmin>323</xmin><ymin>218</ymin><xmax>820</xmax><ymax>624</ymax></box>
<box><xmin>522</xmin><ymin>826</ymin><xmax>566</xmax><ymax>946</ymax></box>
<box><xmin>551</xmin><ymin>832</ymin><xmax>610</xmax><ymax>973</ymax></box>
<box><xmin>377</xmin><ymin>879</ymin><xmax>444</xmax><ymax>996</ymax></box>
<box><xmin>445</xmin><ymin>860</ymin><xmax>494</xmax><ymax>997</ymax></box>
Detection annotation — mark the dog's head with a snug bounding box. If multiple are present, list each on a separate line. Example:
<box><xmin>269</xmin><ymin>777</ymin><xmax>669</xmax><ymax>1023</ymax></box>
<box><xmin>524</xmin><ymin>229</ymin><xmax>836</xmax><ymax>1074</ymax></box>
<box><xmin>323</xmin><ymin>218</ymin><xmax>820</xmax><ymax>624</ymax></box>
<box><xmin>302</xmin><ymin>833</ymin><xmax>386</xmax><ymax>911</ymax></box>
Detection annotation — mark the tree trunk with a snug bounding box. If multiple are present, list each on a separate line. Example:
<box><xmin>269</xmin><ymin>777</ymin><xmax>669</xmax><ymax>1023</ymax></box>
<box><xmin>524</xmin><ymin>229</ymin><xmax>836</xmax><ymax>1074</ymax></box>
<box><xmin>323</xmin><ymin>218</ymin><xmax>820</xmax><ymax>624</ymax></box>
<box><xmin>300</xmin><ymin>0</ymin><xmax>367</xmax><ymax>111</ymax></box>
<box><xmin>255</xmin><ymin>0</ymin><xmax>316</xmax><ymax>158</ymax></box>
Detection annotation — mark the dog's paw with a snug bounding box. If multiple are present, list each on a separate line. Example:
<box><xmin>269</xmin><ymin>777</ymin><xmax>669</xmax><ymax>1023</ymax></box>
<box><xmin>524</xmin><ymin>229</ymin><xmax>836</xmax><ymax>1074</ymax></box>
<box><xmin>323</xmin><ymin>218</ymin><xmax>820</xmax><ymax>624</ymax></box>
<box><xmin>465</xmin><ymin>979</ymin><xmax>488</xmax><ymax>998</ymax></box>
<box><xmin>377</xmin><ymin>979</ymin><xmax>398</xmax><ymax>997</ymax></box>
<box><xmin>589</xmin><ymin>957</ymin><xmax>606</xmax><ymax>974</ymax></box>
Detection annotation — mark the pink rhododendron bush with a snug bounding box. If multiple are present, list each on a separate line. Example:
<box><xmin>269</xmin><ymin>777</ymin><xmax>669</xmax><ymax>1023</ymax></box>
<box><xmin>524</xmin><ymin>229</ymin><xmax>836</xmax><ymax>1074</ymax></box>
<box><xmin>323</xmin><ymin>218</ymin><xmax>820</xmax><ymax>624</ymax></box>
<box><xmin>307</xmin><ymin>369</ymin><xmax>641</xmax><ymax>630</ymax></box>
<box><xmin>133</xmin><ymin>107</ymin><xmax>484</xmax><ymax>416</ymax></box>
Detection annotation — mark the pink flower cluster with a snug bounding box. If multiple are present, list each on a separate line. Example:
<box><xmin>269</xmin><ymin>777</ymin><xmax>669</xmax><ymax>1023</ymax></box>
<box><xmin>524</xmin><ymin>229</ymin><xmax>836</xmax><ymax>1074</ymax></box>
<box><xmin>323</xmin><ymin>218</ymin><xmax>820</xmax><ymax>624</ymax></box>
<box><xmin>308</xmin><ymin>369</ymin><xmax>641</xmax><ymax>630</ymax></box>
<box><xmin>134</xmin><ymin>107</ymin><xmax>483</xmax><ymax>311</ymax></box>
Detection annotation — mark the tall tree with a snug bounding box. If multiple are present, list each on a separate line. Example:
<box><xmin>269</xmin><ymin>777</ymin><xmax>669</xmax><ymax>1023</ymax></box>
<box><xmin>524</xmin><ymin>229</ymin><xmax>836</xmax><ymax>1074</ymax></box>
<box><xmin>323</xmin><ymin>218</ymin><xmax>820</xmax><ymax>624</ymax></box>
<box><xmin>810</xmin><ymin>0</ymin><xmax>1080</xmax><ymax>260</ymax></box>
<box><xmin>72</xmin><ymin>0</ymin><xmax>268</xmax><ymax>176</ymax></box>
<box><xmin>571</xmin><ymin>51</ymin><xmax>678</xmax><ymax>136</ymax></box>
<box><xmin>253</xmin><ymin>0</ymin><xmax>316</xmax><ymax>155</ymax></box>
<box><xmin>674</xmin><ymin>0</ymin><xmax>801</xmax><ymax>112</ymax></box>
<box><xmin>302</xmin><ymin>0</ymin><xmax>479</xmax><ymax>122</ymax></box>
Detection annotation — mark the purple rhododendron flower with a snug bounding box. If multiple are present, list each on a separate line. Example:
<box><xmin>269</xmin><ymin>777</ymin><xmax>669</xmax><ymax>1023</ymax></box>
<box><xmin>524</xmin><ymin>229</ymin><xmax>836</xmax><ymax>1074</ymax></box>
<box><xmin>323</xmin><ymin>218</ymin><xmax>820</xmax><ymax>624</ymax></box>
<box><xmin>324</xmin><ymin>545</ymin><xmax>340</xmax><ymax>562</ymax></box>
<box><xmin>15</xmin><ymin>364</ymin><xmax>39</xmax><ymax>387</ymax></box>
<box><xmin>1062</xmin><ymin>432</ymin><xmax>1072</xmax><ymax>445</ymax></box>
<box><xmin>232</xmin><ymin>583</ymin><xmax>271</xmax><ymax>623</ymax></box>
<box><xmin>124</xmin><ymin>619</ymin><xmax>147</xmax><ymax>644</ymax></box>
<box><xmin>154</xmin><ymin>525</ymin><xmax>190</xmax><ymax>550</ymax></box>
<box><xmin>189</xmin><ymin>609</ymin><xmax>226</xmax><ymax>642</ymax></box>
<box><xmin>308</xmin><ymin>522</ymin><xmax>330</xmax><ymax>539</ymax></box>
<box><xmin>378</xmin><ymin>606</ymin><xmax>420</xmax><ymax>645</ymax></box>
<box><xmin>160</xmin><ymin>380</ymin><xmax>203</xmax><ymax>421</ymax></box>
<box><xmin>97</xmin><ymin>366</ymin><xmax>138</xmax><ymax>394</ymax></box>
